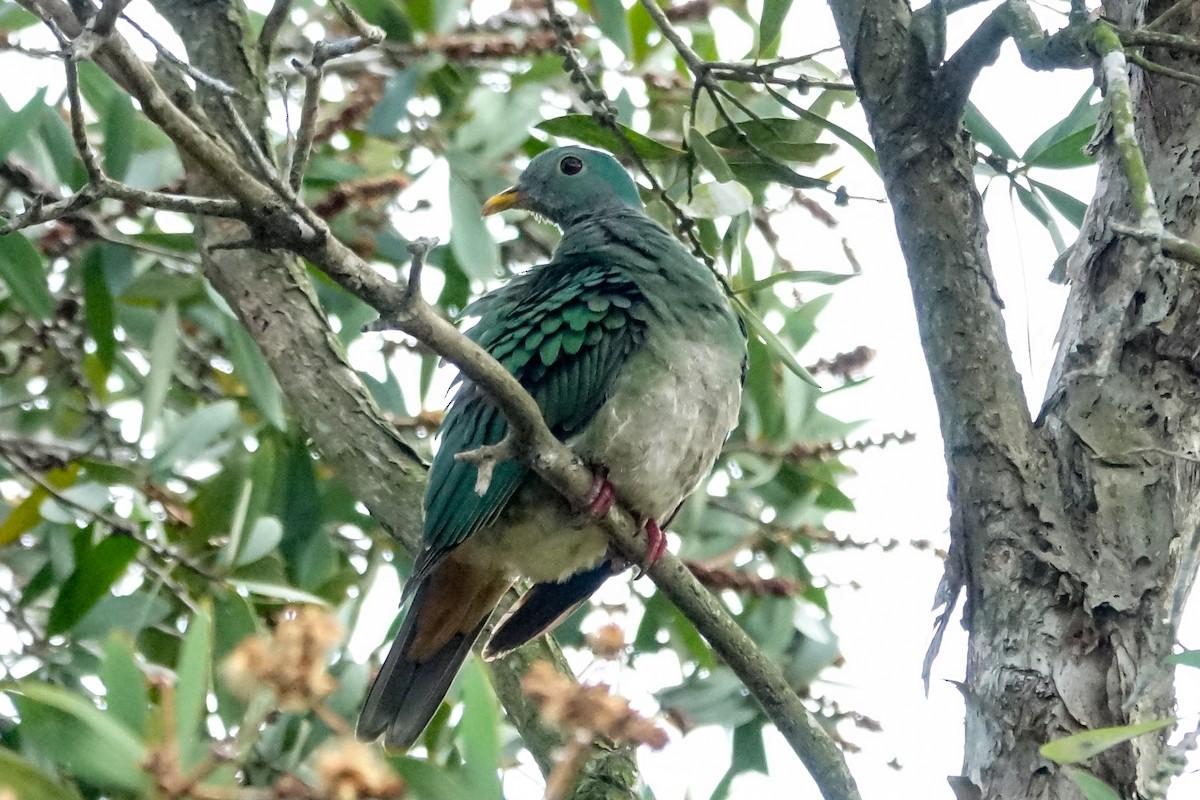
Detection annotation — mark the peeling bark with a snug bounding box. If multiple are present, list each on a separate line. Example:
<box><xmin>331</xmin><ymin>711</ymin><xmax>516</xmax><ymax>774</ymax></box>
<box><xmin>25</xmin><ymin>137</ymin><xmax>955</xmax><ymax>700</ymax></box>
<box><xmin>829</xmin><ymin>0</ymin><xmax>1200</xmax><ymax>796</ymax></box>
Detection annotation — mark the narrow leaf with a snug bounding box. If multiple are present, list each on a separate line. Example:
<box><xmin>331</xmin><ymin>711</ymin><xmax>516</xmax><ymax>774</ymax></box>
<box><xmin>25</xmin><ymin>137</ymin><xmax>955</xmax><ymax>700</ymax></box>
<box><xmin>47</xmin><ymin>534</ymin><xmax>139</xmax><ymax>635</ymax></box>
<box><xmin>681</xmin><ymin>181</ymin><xmax>753</xmax><ymax>219</ymax></box>
<box><xmin>103</xmin><ymin>92</ymin><xmax>135</xmax><ymax>181</ymax></box>
<box><xmin>0</xmin><ymin>465</ymin><xmax>78</xmax><ymax>545</ymax></box>
<box><xmin>140</xmin><ymin>301</ymin><xmax>179</xmax><ymax>438</ymax></box>
<box><xmin>963</xmin><ymin>101</ymin><xmax>1018</xmax><ymax>161</ymax></box>
<box><xmin>1023</xmin><ymin>87</ymin><xmax>1098</xmax><ymax>166</ymax></box>
<box><xmin>448</xmin><ymin>174</ymin><xmax>500</xmax><ymax>280</ymax></box>
<box><xmin>175</xmin><ymin>606</ymin><xmax>213</xmax><ymax>768</ymax></box>
<box><xmin>688</xmin><ymin>127</ymin><xmax>734</xmax><ymax>182</ymax></box>
<box><xmin>101</xmin><ymin>634</ymin><xmax>149</xmax><ymax>735</ymax></box>
<box><xmin>588</xmin><ymin>0</ymin><xmax>632</xmax><ymax>57</ymax></box>
<box><xmin>149</xmin><ymin>399</ymin><xmax>240</xmax><ymax>477</ymax></box>
<box><xmin>1066</xmin><ymin>768</ymin><xmax>1122</xmax><ymax>800</ymax></box>
<box><xmin>0</xmin><ymin>87</ymin><xmax>46</xmax><ymax>162</ymax></box>
<box><xmin>0</xmin><ymin>232</ymin><xmax>55</xmax><ymax>319</ymax></box>
<box><xmin>83</xmin><ymin>248</ymin><xmax>117</xmax><ymax>367</ymax></box>
<box><xmin>758</xmin><ymin>0</ymin><xmax>794</xmax><ymax>54</ymax></box>
<box><xmin>1030</xmin><ymin>179</ymin><xmax>1088</xmax><ymax>228</ymax></box>
<box><xmin>229</xmin><ymin>579</ymin><xmax>329</xmax><ymax>605</ymax></box>
<box><xmin>734</xmin><ymin>270</ymin><xmax>855</xmax><ymax>294</ymax></box>
<box><xmin>458</xmin><ymin>659</ymin><xmax>502</xmax><ymax>800</ymax></box>
<box><xmin>536</xmin><ymin>115</ymin><xmax>682</xmax><ymax>160</ymax></box>
<box><xmin>731</xmin><ymin>295</ymin><xmax>819</xmax><ymax>387</ymax></box>
<box><xmin>4</xmin><ymin>681</ymin><xmax>148</xmax><ymax>792</ymax></box>
<box><xmin>0</xmin><ymin>748</ymin><xmax>84</xmax><ymax>800</ymax></box>
<box><xmin>1040</xmin><ymin>718</ymin><xmax>1175</xmax><ymax>765</ymax></box>
<box><xmin>225</xmin><ymin>321</ymin><xmax>286</xmax><ymax>430</ymax></box>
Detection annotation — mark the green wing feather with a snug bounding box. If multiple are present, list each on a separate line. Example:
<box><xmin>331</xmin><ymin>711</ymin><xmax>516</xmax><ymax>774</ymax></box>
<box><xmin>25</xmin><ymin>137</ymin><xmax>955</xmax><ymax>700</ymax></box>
<box><xmin>421</xmin><ymin>254</ymin><xmax>650</xmax><ymax>562</ymax></box>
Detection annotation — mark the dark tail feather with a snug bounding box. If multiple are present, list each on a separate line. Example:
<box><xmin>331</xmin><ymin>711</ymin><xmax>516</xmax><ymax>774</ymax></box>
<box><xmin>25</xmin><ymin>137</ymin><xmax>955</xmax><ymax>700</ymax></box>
<box><xmin>483</xmin><ymin>560</ymin><xmax>619</xmax><ymax>660</ymax></box>
<box><xmin>356</xmin><ymin>581</ymin><xmax>488</xmax><ymax>750</ymax></box>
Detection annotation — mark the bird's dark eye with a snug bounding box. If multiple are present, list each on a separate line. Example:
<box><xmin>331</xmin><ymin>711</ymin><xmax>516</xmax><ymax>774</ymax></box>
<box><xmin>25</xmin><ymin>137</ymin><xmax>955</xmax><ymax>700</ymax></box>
<box><xmin>559</xmin><ymin>155</ymin><xmax>583</xmax><ymax>175</ymax></box>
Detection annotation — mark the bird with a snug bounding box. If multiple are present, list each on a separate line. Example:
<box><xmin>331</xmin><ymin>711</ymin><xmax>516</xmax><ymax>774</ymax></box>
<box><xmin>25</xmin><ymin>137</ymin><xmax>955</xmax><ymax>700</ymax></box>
<box><xmin>356</xmin><ymin>145</ymin><xmax>747</xmax><ymax>750</ymax></box>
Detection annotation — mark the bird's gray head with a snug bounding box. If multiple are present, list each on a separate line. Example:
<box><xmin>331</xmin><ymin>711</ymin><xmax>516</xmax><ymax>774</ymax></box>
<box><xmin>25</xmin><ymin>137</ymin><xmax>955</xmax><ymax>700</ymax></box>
<box><xmin>482</xmin><ymin>146</ymin><xmax>643</xmax><ymax>228</ymax></box>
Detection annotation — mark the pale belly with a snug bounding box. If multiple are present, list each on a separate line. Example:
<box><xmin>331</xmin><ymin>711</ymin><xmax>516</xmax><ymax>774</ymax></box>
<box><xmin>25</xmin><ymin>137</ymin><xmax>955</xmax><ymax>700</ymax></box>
<box><xmin>455</xmin><ymin>338</ymin><xmax>743</xmax><ymax>583</ymax></box>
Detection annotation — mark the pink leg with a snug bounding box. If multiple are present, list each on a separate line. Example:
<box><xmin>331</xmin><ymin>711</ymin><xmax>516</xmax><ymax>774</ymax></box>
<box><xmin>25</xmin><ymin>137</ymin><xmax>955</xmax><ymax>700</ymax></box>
<box><xmin>642</xmin><ymin>519</ymin><xmax>667</xmax><ymax>565</ymax></box>
<box><xmin>586</xmin><ymin>474</ymin><xmax>616</xmax><ymax>518</ymax></box>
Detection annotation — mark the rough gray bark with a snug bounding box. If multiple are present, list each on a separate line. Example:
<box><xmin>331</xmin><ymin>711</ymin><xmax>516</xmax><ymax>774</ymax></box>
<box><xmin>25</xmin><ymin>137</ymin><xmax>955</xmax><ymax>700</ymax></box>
<box><xmin>829</xmin><ymin>0</ymin><xmax>1200</xmax><ymax>797</ymax></box>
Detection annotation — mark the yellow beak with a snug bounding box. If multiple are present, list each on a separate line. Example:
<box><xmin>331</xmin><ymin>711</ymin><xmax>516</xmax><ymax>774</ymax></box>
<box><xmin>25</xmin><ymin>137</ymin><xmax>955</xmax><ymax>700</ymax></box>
<box><xmin>481</xmin><ymin>187</ymin><xmax>523</xmax><ymax>216</ymax></box>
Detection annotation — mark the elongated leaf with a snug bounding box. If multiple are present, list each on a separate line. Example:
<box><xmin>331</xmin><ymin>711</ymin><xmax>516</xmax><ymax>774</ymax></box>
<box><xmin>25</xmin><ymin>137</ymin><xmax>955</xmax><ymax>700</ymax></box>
<box><xmin>731</xmin><ymin>295</ymin><xmax>818</xmax><ymax>387</ymax></box>
<box><xmin>47</xmin><ymin>534</ymin><xmax>139</xmax><ymax>635</ymax></box>
<box><xmin>458</xmin><ymin>659</ymin><xmax>502</xmax><ymax>800</ymax></box>
<box><xmin>448</xmin><ymin>174</ymin><xmax>500</xmax><ymax>280</ymax></box>
<box><xmin>103</xmin><ymin>91</ymin><xmax>135</xmax><ymax>181</ymax></box>
<box><xmin>1013</xmin><ymin>182</ymin><xmax>1067</xmax><ymax>253</ymax></box>
<box><xmin>140</xmin><ymin>301</ymin><xmax>179</xmax><ymax>438</ymax></box>
<box><xmin>536</xmin><ymin>115</ymin><xmax>682</xmax><ymax>160</ymax></box>
<box><xmin>390</xmin><ymin>757</ymin><xmax>473</xmax><ymax>800</ymax></box>
<box><xmin>236</xmin><ymin>516</ymin><xmax>283</xmax><ymax>567</ymax></box>
<box><xmin>229</xmin><ymin>579</ymin><xmax>329</xmax><ymax>605</ymax></box>
<box><xmin>735</xmin><ymin>270</ymin><xmax>855</xmax><ymax>294</ymax></box>
<box><xmin>588</xmin><ymin>0</ymin><xmax>632</xmax><ymax>57</ymax></box>
<box><xmin>0</xmin><ymin>465</ymin><xmax>78</xmax><ymax>545</ymax></box>
<box><xmin>1026</xmin><ymin>126</ymin><xmax>1096</xmax><ymax>169</ymax></box>
<box><xmin>0</xmin><ymin>232</ymin><xmax>54</xmax><ymax>320</ymax></box>
<box><xmin>1030</xmin><ymin>179</ymin><xmax>1088</xmax><ymax>228</ymax></box>
<box><xmin>1065</xmin><ymin>768</ymin><xmax>1122</xmax><ymax>800</ymax></box>
<box><xmin>688</xmin><ymin>127</ymin><xmax>733</xmax><ymax>182</ymax></box>
<box><xmin>1167</xmin><ymin>649</ymin><xmax>1200</xmax><ymax>669</ymax></box>
<box><xmin>0</xmin><ymin>87</ymin><xmax>46</xmax><ymax>163</ymax></box>
<box><xmin>175</xmin><ymin>606</ymin><xmax>213</xmax><ymax>767</ymax></box>
<box><xmin>149</xmin><ymin>400</ymin><xmax>240</xmax><ymax>477</ymax></box>
<box><xmin>963</xmin><ymin>101</ymin><xmax>1018</xmax><ymax>161</ymax></box>
<box><xmin>1040</xmin><ymin>718</ymin><xmax>1175</xmax><ymax>765</ymax></box>
<box><xmin>758</xmin><ymin>0</ymin><xmax>794</xmax><ymax>53</ymax></box>
<box><xmin>83</xmin><ymin>248</ymin><xmax>117</xmax><ymax>368</ymax></box>
<box><xmin>0</xmin><ymin>748</ymin><xmax>84</xmax><ymax>800</ymax></box>
<box><xmin>4</xmin><ymin>681</ymin><xmax>148</xmax><ymax>792</ymax></box>
<box><xmin>101</xmin><ymin>634</ymin><xmax>149</xmax><ymax>736</ymax></box>
<box><xmin>1023</xmin><ymin>87</ymin><xmax>1098</xmax><ymax>165</ymax></box>
<box><xmin>225</xmin><ymin>321</ymin><xmax>286</xmax><ymax>430</ymax></box>
<box><xmin>0</xmin><ymin>4</ymin><xmax>39</xmax><ymax>31</ymax></box>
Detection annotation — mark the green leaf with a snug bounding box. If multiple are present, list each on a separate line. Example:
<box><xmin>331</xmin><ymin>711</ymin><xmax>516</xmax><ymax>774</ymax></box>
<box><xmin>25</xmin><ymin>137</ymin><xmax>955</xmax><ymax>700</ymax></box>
<box><xmin>391</xmin><ymin>757</ymin><xmax>473</xmax><ymax>800</ymax></box>
<box><xmin>1023</xmin><ymin>87</ymin><xmax>1098</xmax><ymax>167</ymax></box>
<box><xmin>779</xmin><ymin>103</ymin><xmax>879</xmax><ymax>174</ymax></box>
<box><xmin>1013</xmin><ymin>182</ymin><xmax>1067</xmax><ymax>254</ymax></box>
<box><xmin>0</xmin><ymin>4</ymin><xmax>40</xmax><ymax>32</ymax></box>
<box><xmin>236</xmin><ymin>516</ymin><xmax>283</xmax><ymax>567</ymax></box>
<box><xmin>731</xmin><ymin>295</ymin><xmax>819</xmax><ymax>387</ymax></box>
<box><xmin>726</xmin><ymin>160</ymin><xmax>828</xmax><ymax>190</ymax></box>
<box><xmin>149</xmin><ymin>400</ymin><xmax>240</xmax><ymax>477</ymax></box>
<box><xmin>1030</xmin><ymin>179</ymin><xmax>1088</xmax><ymax>228</ymax></box>
<box><xmin>225</xmin><ymin>321</ymin><xmax>286</xmax><ymax>430</ymax></box>
<box><xmin>588</xmin><ymin>0</ymin><xmax>632</xmax><ymax>57</ymax></box>
<box><xmin>0</xmin><ymin>232</ymin><xmax>54</xmax><ymax>320</ymax></box>
<box><xmin>688</xmin><ymin>127</ymin><xmax>734</xmax><ymax>182</ymax></box>
<box><xmin>229</xmin><ymin>579</ymin><xmax>329</xmax><ymax>605</ymax></box>
<box><xmin>0</xmin><ymin>748</ymin><xmax>84</xmax><ymax>800</ymax></box>
<box><xmin>140</xmin><ymin>301</ymin><xmax>179</xmax><ymax>438</ymax></box>
<box><xmin>47</xmin><ymin>534</ymin><xmax>140</xmax><ymax>635</ymax></box>
<box><xmin>0</xmin><ymin>87</ymin><xmax>46</xmax><ymax>163</ymax></box>
<box><xmin>72</xmin><ymin>589</ymin><xmax>172</xmax><ymax>640</ymax></box>
<box><xmin>758</xmin><ymin>0</ymin><xmax>794</xmax><ymax>54</ymax></box>
<box><xmin>4</xmin><ymin>681</ymin><xmax>148</xmax><ymax>792</ymax></box>
<box><xmin>83</xmin><ymin>248</ymin><xmax>117</xmax><ymax>368</ymax></box>
<box><xmin>734</xmin><ymin>270</ymin><xmax>855</xmax><ymax>294</ymax></box>
<box><xmin>175</xmin><ymin>606</ymin><xmax>213</xmax><ymax>767</ymax></box>
<box><xmin>1167</xmin><ymin>649</ymin><xmax>1200</xmax><ymax>669</ymax></box>
<box><xmin>103</xmin><ymin>91</ymin><xmax>135</xmax><ymax>181</ymax></box>
<box><xmin>457</xmin><ymin>659</ymin><xmax>502</xmax><ymax>800</ymax></box>
<box><xmin>708</xmin><ymin>118</ymin><xmax>836</xmax><ymax>164</ymax></box>
<box><xmin>0</xmin><ymin>465</ymin><xmax>78</xmax><ymax>545</ymax></box>
<box><xmin>681</xmin><ymin>181</ymin><xmax>753</xmax><ymax>219</ymax></box>
<box><xmin>101</xmin><ymin>634</ymin><xmax>149</xmax><ymax>736</ymax></box>
<box><xmin>1065</xmin><ymin>768</ymin><xmax>1122</xmax><ymax>800</ymax></box>
<box><xmin>1040</xmin><ymin>718</ymin><xmax>1175</xmax><ymax>765</ymax></box>
<box><xmin>963</xmin><ymin>101</ymin><xmax>1018</xmax><ymax>161</ymax></box>
<box><xmin>448</xmin><ymin>174</ymin><xmax>500</xmax><ymax>280</ymax></box>
<box><xmin>536</xmin><ymin>115</ymin><xmax>683</xmax><ymax>160</ymax></box>
<box><xmin>1025</xmin><ymin>126</ymin><xmax>1096</xmax><ymax>169</ymax></box>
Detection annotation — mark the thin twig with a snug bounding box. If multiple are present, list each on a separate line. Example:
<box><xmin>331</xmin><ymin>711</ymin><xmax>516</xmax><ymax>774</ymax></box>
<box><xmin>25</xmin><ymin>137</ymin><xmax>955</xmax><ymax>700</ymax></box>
<box><xmin>1128</xmin><ymin>51</ymin><xmax>1200</xmax><ymax>88</ymax></box>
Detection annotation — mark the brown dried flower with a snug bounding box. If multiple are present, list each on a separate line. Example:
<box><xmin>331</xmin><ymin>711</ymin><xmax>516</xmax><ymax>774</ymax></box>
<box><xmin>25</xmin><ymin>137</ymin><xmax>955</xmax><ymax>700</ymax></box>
<box><xmin>313</xmin><ymin>738</ymin><xmax>405</xmax><ymax>800</ymax></box>
<box><xmin>221</xmin><ymin>606</ymin><xmax>341</xmax><ymax>710</ymax></box>
<box><xmin>522</xmin><ymin>661</ymin><xmax>668</xmax><ymax>750</ymax></box>
<box><xmin>587</xmin><ymin>623</ymin><xmax>627</xmax><ymax>660</ymax></box>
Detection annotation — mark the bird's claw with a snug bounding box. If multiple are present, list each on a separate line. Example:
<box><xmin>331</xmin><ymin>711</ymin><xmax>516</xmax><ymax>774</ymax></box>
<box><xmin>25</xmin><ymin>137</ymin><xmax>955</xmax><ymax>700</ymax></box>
<box><xmin>586</xmin><ymin>474</ymin><xmax>616</xmax><ymax>518</ymax></box>
<box><xmin>633</xmin><ymin>519</ymin><xmax>666</xmax><ymax>578</ymax></box>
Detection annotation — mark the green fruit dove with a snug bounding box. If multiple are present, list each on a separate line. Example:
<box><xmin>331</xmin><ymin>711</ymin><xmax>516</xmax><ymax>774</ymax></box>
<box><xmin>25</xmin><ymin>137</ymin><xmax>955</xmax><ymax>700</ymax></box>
<box><xmin>357</xmin><ymin>145</ymin><xmax>747</xmax><ymax>749</ymax></box>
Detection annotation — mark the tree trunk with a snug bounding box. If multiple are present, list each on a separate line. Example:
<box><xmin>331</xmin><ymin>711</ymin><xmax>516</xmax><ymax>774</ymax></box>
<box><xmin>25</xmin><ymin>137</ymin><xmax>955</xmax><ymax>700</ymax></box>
<box><xmin>831</xmin><ymin>0</ymin><xmax>1200</xmax><ymax>796</ymax></box>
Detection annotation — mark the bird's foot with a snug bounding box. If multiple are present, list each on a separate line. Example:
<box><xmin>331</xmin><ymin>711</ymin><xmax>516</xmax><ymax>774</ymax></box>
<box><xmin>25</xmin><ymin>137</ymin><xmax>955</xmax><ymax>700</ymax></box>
<box><xmin>634</xmin><ymin>519</ymin><xmax>666</xmax><ymax>578</ymax></box>
<box><xmin>586</xmin><ymin>473</ymin><xmax>616</xmax><ymax>518</ymax></box>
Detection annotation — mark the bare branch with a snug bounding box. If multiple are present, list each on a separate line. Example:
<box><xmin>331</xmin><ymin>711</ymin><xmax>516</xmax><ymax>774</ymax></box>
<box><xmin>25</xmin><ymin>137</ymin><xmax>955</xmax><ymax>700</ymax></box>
<box><xmin>258</xmin><ymin>0</ymin><xmax>293</xmax><ymax>61</ymax></box>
